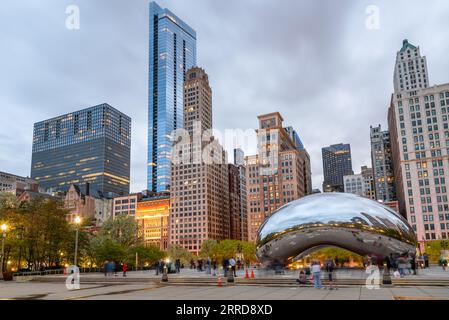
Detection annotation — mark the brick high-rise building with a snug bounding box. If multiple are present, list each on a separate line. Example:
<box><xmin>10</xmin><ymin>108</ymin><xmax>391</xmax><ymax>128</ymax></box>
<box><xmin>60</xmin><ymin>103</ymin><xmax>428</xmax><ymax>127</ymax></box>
<box><xmin>169</xmin><ymin>67</ymin><xmax>230</xmax><ymax>254</ymax></box>
<box><xmin>388</xmin><ymin>39</ymin><xmax>449</xmax><ymax>247</ymax></box>
<box><xmin>228</xmin><ymin>164</ymin><xmax>248</xmax><ymax>241</ymax></box>
<box><xmin>245</xmin><ymin>112</ymin><xmax>312</xmax><ymax>242</ymax></box>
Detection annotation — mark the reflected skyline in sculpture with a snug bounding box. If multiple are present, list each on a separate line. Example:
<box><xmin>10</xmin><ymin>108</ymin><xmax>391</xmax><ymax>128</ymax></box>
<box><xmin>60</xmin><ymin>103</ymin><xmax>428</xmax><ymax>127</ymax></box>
<box><xmin>256</xmin><ymin>193</ymin><xmax>417</xmax><ymax>265</ymax></box>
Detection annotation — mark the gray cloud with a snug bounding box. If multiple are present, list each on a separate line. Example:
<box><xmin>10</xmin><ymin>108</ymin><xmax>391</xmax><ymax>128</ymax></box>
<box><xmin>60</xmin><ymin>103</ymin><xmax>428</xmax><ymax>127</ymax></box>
<box><xmin>1</xmin><ymin>0</ymin><xmax>449</xmax><ymax>192</ymax></box>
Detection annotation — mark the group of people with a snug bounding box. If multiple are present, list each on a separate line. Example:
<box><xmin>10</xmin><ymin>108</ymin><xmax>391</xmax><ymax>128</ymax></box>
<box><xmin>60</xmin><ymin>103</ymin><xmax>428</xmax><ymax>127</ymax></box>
<box><xmin>154</xmin><ymin>259</ymin><xmax>181</xmax><ymax>275</ymax></box>
<box><xmin>296</xmin><ymin>259</ymin><xmax>337</xmax><ymax>290</ymax></box>
<box><xmin>384</xmin><ymin>253</ymin><xmax>418</xmax><ymax>278</ymax></box>
<box><xmin>188</xmin><ymin>257</ymin><xmax>243</xmax><ymax>277</ymax></box>
<box><xmin>103</xmin><ymin>261</ymin><xmax>127</xmax><ymax>277</ymax></box>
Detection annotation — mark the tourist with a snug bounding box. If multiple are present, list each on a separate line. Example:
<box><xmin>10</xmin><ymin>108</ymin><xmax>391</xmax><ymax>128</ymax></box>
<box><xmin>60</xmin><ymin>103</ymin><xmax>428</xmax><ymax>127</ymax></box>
<box><xmin>175</xmin><ymin>259</ymin><xmax>181</xmax><ymax>273</ymax></box>
<box><xmin>296</xmin><ymin>270</ymin><xmax>307</xmax><ymax>286</ymax></box>
<box><xmin>325</xmin><ymin>258</ymin><xmax>336</xmax><ymax>290</ymax></box>
<box><xmin>122</xmin><ymin>262</ymin><xmax>127</xmax><ymax>277</ymax></box>
<box><xmin>410</xmin><ymin>254</ymin><xmax>417</xmax><ymax>275</ymax></box>
<box><xmin>311</xmin><ymin>260</ymin><xmax>322</xmax><ymax>289</ymax></box>
<box><xmin>423</xmin><ymin>253</ymin><xmax>429</xmax><ymax>268</ymax></box>
<box><xmin>154</xmin><ymin>260</ymin><xmax>160</xmax><ymax>275</ymax></box>
<box><xmin>229</xmin><ymin>257</ymin><xmax>237</xmax><ymax>277</ymax></box>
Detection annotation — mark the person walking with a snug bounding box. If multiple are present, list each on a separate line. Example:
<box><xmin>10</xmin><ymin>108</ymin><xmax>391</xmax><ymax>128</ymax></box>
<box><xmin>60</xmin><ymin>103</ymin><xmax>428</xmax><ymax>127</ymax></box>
<box><xmin>311</xmin><ymin>261</ymin><xmax>322</xmax><ymax>289</ymax></box>
<box><xmin>155</xmin><ymin>260</ymin><xmax>160</xmax><ymax>275</ymax></box>
<box><xmin>325</xmin><ymin>258</ymin><xmax>336</xmax><ymax>290</ymax></box>
<box><xmin>410</xmin><ymin>254</ymin><xmax>417</xmax><ymax>275</ymax></box>
<box><xmin>175</xmin><ymin>259</ymin><xmax>181</xmax><ymax>273</ymax></box>
<box><xmin>423</xmin><ymin>253</ymin><xmax>429</xmax><ymax>268</ymax></box>
<box><xmin>229</xmin><ymin>257</ymin><xmax>237</xmax><ymax>277</ymax></box>
<box><xmin>104</xmin><ymin>261</ymin><xmax>108</xmax><ymax>277</ymax></box>
<box><xmin>122</xmin><ymin>262</ymin><xmax>127</xmax><ymax>277</ymax></box>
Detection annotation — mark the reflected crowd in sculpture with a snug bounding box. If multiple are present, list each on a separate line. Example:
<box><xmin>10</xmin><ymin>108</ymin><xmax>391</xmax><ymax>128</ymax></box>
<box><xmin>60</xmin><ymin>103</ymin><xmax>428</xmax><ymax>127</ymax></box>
<box><xmin>256</xmin><ymin>193</ymin><xmax>417</xmax><ymax>265</ymax></box>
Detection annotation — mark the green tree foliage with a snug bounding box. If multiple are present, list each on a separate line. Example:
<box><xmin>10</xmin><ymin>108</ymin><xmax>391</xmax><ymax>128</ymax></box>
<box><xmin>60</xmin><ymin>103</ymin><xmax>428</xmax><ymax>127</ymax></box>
<box><xmin>99</xmin><ymin>215</ymin><xmax>141</xmax><ymax>247</ymax></box>
<box><xmin>199</xmin><ymin>239</ymin><xmax>257</xmax><ymax>265</ymax></box>
<box><xmin>129</xmin><ymin>245</ymin><xmax>166</xmax><ymax>268</ymax></box>
<box><xmin>89</xmin><ymin>234</ymin><xmax>127</xmax><ymax>265</ymax></box>
<box><xmin>0</xmin><ymin>194</ymin><xmax>73</xmax><ymax>271</ymax></box>
<box><xmin>166</xmin><ymin>245</ymin><xmax>194</xmax><ymax>265</ymax></box>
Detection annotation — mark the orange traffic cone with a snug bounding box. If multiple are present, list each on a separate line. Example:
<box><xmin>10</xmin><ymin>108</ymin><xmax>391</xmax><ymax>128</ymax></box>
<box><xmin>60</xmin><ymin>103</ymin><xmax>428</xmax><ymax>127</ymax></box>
<box><xmin>217</xmin><ymin>276</ymin><xmax>222</xmax><ymax>287</ymax></box>
<box><xmin>245</xmin><ymin>269</ymin><xmax>249</xmax><ymax>279</ymax></box>
<box><xmin>251</xmin><ymin>269</ymin><xmax>255</xmax><ymax>279</ymax></box>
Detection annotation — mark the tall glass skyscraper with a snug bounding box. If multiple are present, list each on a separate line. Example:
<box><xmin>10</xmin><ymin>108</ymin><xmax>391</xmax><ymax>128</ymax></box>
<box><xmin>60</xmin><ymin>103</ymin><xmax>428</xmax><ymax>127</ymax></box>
<box><xmin>322</xmin><ymin>143</ymin><xmax>353</xmax><ymax>192</ymax></box>
<box><xmin>148</xmin><ymin>2</ymin><xmax>197</xmax><ymax>192</ymax></box>
<box><xmin>31</xmin><ymin>104</ymin><xmax>131</xmax><ymax>196</ymax></box>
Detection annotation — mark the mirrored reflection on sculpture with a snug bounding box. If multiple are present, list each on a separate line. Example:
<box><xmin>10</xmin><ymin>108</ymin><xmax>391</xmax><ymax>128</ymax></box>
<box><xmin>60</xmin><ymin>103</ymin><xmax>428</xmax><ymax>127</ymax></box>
<box><xmin>256</xmin><ymin>193</ymin><xmax>417</xmax><ymax>265</ymax></box>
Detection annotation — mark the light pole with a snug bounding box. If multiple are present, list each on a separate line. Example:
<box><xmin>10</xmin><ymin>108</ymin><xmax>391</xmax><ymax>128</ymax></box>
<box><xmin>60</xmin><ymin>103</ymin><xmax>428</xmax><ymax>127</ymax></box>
<box><xmin>74</xmin><ymin>217</ymin><xmax>81</xmax><ymax>267</ymax></box>
<box><xmin>0</xmin><ymin>224</ymin><xmax>7</xmax><ymax>280</ymax></box>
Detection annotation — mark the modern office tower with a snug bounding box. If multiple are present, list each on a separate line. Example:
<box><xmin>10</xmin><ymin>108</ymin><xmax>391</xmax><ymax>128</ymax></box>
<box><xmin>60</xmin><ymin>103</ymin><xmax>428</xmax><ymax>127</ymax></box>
<box><xmin>136</xmin><ymin>193</ymin><xmax>170</xmax><ymax>250</ymax></box>
<box><xmin>393</xmin><ymin>39</ymin><xmax>429</xmax><ymax>93</ymax></box>
<box><xmin>228</xmin><ymin>164</ymin><xmax>248</xmax><ymax>241</ymax></box>
<box><xmin>388</xmin><ymin>39</ymin><xmax>449</xmax><ymax>246</ymax></box>
<box><xmin>245</xmin><ymin>112</ymin><xmax>312</xmax><ymax>242</ymax></box>
<box><xmin>370</xmin><ymin>125</ymin><xmax>397</xmax><ymax>202</ymax></box>
<box><xmin>169</xmin><ymin>67</ymin><xmax>229</xmax><ymax>254</ymax></box>
<box><xmin>322</xmin><ymin>144</ymin><xmax>353</xmax><ymax>193</ymax></box>
<box><xmin>343</xmin><ymin>166</ymin><xmax>375</xmax><ymax>200</ymax></box>
<box><xmin>31</xmin><ymin>104</ymin><xmax>131</xmax><ymax>196</ymax></box>
<box><xmin>148</xmin><ymin>1</ymin><xmax>197</xmax><ymax>193</ymax></box>
<box><xmin>285</xmin><ymin>126</ymin><xmax>305</xmax><ymax>150</ymax></box>
<box><xmin>234</xmin><ymin>148</ymin><xmax>245</xmax><ymax>166</ymax></box>
<box><xmin>0</xmin><ymin>171</ymin><xmax>40</xmax><ymax>196</ymax></box>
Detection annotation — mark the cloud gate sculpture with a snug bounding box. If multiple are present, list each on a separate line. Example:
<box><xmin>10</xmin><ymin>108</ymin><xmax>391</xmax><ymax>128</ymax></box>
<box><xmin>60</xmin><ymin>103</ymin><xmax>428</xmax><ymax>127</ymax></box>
<box><xmin>256</xmin><ymin>193</ymin><xmax>417</xmax><ymax>265</ymax></box>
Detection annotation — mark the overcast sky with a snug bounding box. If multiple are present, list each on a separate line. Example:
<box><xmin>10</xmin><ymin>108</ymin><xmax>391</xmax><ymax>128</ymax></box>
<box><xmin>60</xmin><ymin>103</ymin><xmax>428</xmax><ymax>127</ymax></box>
<box><xmin>1</xmin><ymin>0</ymin><xmax>449</xmax><ymax>193</ymax></box>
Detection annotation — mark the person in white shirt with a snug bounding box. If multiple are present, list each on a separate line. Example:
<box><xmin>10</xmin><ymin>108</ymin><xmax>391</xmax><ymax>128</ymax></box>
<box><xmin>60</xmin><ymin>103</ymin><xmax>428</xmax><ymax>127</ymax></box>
<box><xmin>229</xmin><ymin>258</ymin><xmax>237</xmax><ymax>277</ymax></box>
<box><xmin>311</xmin><ymin>261</ymin><xmax>322</xmax><ymax>289</ymax></box>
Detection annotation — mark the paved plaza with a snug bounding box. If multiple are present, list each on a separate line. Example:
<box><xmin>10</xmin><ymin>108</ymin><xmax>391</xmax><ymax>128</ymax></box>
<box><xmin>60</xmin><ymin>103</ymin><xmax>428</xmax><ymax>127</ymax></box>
<box><xmin>1</xmin><ymin>281</ymin><xmax>449</xmax><ymax>300</ymax></box>
<box><xmin>1</xmin><ymin>266</ymin><xmax>449</xmax><ymax>300</ymax></box>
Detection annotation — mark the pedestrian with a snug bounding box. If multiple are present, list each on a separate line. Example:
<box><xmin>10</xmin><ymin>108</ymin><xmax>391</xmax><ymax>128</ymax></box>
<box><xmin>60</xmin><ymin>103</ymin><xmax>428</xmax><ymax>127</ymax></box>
<box><xmin>325</xmin><ymin>258</ymin><xmax>336</xmax><ymax>290</ymax></box>
<box><xmin>384</xmin><ymin>255</ymin><xmax>391</xmax><ymax>274</ymax></box>
<box><xmin>104</xmin><ymin>261</ymin><xmax>108</xmax><ymax>277</ymax></box>
<box><xmin>296</xmin><ymin>270</ymin><xmax>307</xmax><ymax>286</ymax></box>
<box><xmin>175</xmin><ymin>259</ymin><xmax>181</xmax><ymax>273</ymax></box>
<box><xmin>311</xmin><ymin>260</ymin><xmax>322</xmax><ymax>289</ymax></box>
<box><xmin>155</xmin><ymin>260</ymin><xmax>160</xmax><ymax>275</ymax></box>
<box><xmin>229</xmin><ymin>257</ymin><xmax>237</xmax><ymax>277</ymax></box>
<box><xmin>423</xmin><ymin>253</ymin><xmax>429</xmax><ymax>268</ymax></box>
<box><xmin>122</xmin><ymin>262</ymin><xmax>127</xmax><ymax>277</ymax></box>
<box><xmin>410</xmin><ymin>254</ymin><xmax>417</xmax><ymax>275</ymax></box>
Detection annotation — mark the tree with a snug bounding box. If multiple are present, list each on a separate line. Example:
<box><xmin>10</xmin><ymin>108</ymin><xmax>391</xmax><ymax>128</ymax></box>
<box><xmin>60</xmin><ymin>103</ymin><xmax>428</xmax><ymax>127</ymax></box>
<box><xmin>89</xmin><ymin>234</ymin><xmax>127</xmax><ymax>265</ymax></box>
<box><xmin>99</xmin><ymin>215</ymin><xmax>141</xmax><ymax>247</ymax></box>
<box><xmin>129</xmin><ymin>245</ymin><xmax>165</xmax><ymax>268</ymax></box>
<box><xmin>166</xmin><ymin>245</ymin><xmax>194</xmax><ymax>265</ymax></box>
<box><xmin>199</xmin><ymin>239</ymin><xmax>218</xmax><ymax>259</ymax></box>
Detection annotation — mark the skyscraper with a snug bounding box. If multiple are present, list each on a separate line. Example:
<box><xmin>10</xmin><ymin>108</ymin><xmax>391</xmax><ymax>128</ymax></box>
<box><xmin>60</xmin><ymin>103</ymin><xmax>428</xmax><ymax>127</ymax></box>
<box><xmin>388</xmin><ymin>39</ymin><xmax>449</xmax><ymax>246</ymax></box>
<box><xmin>148</xmin><ymin>2</ymin><xmax>197</xmax><ymax>192</ymax></box>
<box><xmin>370</xmin><ymin>125</ymin><xmax>396</xmax><ymax>202</ymax></box>
<box><xmin>322</xmin><ymin>143</ymin><xmax>353</xmax><ymax>192</ymax></box>
<box><xmin>245</xmin><ymin>112</ymin><xmax>312</xmax><ymax>241</ymax></box>
<box><xmin>169</xmin><ymin>67</ymin><xmax>229</xmax><ymax>254</ymax></box>
<box><xmin>31</xmin><ymin>103</ymin><xmax>131</xmax><ymax>196</ymax></box>
<box><xmin>234</xmin><ymin>148</ymin><xmax>245</xmax><ymax>166</ymax></box>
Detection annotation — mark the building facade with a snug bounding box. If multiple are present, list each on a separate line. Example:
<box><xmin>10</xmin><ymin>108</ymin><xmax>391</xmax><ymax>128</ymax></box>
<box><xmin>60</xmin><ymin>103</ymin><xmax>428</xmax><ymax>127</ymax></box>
<box><xmin>169</xmin><ymin>67</ymin><xmax>230</xmax><ymax>254</ymax></box>
<box><xmin>322</xmin><ymin>143</ymin><xmax>353</xmax><ymax>192</ymax></box>
<box><xmin>370</xmin><ymin>125</ymin><xmax>397</xmax><ymax>202</ymax></box>
<box><xmin>246</xmin><ymin>112</ymin><xmax>312</xmax><ymax>242</ymax></box>
<box><xmin>228</xmin><ymin>164</ymin><xmax>248</xmax><ymax>241</ymax></box>
<box><xmin>388</xmin><ymin>39</ymin><xmax>449</xmax><ymax>246</ymax></box>
<box><xmin>112</xmin><ymin>193</ymin><xmax>144</xmax><ymax>219</ymax></box>
<box><xmin>0</xmin><ymin>171</ymin><xmax>40</xmax><ymax>196</ymax></box>
<box><xmin>63</xmin><ymin>184</ymin><xmax>113</xmax><ymax>226</ymax></box>
<box><xmin>135</xmin><ymin>195</ymin><xmax>170</xmax><ymax>250</ymax></box>
<box><xmin>343</xmin><ymin>166</ymin><xmax>375</xmax><ymax>200</ymax></box>
<box><xmin>31</xmin><ymin>103</ymin><xmax>131</xmax><ymax>197</ymax></box>
<box><xmin>148</xmin><ymin>1</ymin><xmax>197</xmax><ymax>192</ymax></box>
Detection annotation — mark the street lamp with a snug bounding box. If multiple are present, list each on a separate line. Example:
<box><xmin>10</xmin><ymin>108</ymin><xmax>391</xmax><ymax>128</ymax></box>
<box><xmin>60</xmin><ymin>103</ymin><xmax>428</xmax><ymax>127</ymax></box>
<box><xmin>0</xmin><ymin>223</ymin><xmax>7</xmax><ymax>280</ymax></box>
<box><xmin>74</xmin><ymin>217</ymin><xmax>81</xmax><ymax>266</ymax></box>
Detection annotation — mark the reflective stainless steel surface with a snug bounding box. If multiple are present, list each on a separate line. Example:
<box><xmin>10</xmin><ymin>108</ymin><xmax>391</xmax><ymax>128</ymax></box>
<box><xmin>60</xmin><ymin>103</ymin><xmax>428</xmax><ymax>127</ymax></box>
<box><xmin>256</xmin><ymin>193</ymin><xmax>417</xmax><ymax>265</ymax></box>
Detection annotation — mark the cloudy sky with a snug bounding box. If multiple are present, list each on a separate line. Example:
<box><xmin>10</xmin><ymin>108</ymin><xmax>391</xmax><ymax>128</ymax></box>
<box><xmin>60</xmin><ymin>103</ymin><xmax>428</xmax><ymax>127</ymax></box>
<box><xmin>1</xmin><ymin>0</ymin><xmax>449</xmax><ymax>193</ymax></box>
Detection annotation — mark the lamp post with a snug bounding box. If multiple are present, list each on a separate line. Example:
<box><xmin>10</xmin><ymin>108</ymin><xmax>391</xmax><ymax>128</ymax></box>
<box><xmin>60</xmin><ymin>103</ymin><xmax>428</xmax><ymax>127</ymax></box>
<box><xmin>0</xmin><ymin>224</ymin><xmax>7</xmax><ymax>280</ymax></box>
<box><xmin>74</xmin><ymin>217</ymin><xmax>81</xmax><ymax>267</ymax></box>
